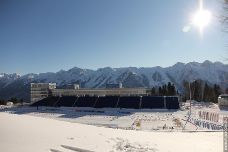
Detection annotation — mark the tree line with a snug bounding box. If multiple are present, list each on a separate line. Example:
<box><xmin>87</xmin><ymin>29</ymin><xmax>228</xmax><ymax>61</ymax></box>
<box><xmin>149</xmin><ymin>80</ymin><xmax>227</xmax><ymax>103</ymax></box>
<box><xmin>150</xmin><ymin>82</ymin><xmax>177</xmax><ymax>96</ymax></box>
<box><xmin>182</xmin><ymin>80</ymin><xmax>224</xmax><ymax>103</ymax></box>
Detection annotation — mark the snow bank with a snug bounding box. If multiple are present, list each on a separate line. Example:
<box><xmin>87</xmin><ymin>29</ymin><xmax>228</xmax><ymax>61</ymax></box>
<box><xmin>0</xmin><ymin>112</ymin><xmax>223</xmax><ymax>152</ymax></box>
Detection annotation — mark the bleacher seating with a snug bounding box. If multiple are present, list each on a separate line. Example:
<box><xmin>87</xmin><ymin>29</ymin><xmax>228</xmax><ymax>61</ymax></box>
<box><xmin>117</xmin><ymin>96</ymin><xmax>140</xmax><ymax>109</ymax></box>
<box><xmin>55</xmin><ymin>96</ymin><xmax>77</xmax><ymax>107</ymax></box>
<box><xmin>74</xmin><ymin>96</ymin><xmax>98</xmax><ymax>107</ymax></box>
<box><xmin>31</xmin><ymin>96</ymin><xmax>179</xmax><ymax>109</ymax></box>
<box><xmin>141</xmin><ymin>96</ymin><xmax>164</xmax><ymax>109</ymax></box>
<box><xmin>31</xmin><ymin>96</ymin><xmax>59</xmax><ymax>107</ymax></box>
<box><xmin>165</xmin><ymin>96</ymin><xmax>179</xmax><ymax>109</ymax></box>
<box><xmin>94</xmin><ymin>96</ymin><xmax>118</xmax><ymax>108</ymax></box>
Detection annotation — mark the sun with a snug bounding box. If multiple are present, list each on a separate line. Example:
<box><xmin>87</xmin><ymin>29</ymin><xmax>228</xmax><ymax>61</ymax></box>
<box><xmin>192</xmin><ymin>9</ymin><xmax>211</xmax><ymax>33</ymax></box>
<box><xmin>191</xmin><ymin>0</ymin><xmax>212</xmax><ymax>34</ymax></box>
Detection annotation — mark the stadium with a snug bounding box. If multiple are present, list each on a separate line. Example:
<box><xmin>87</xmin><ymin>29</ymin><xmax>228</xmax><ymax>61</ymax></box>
<box><xmin>30</xmin><ymin>83</ymin><xmax>180</xmax><ymax>109</ymax></box>
<box><xmin>1</xmin><ymin>83</ymin><xmax>227</xmax><ymax>152</ymax></box>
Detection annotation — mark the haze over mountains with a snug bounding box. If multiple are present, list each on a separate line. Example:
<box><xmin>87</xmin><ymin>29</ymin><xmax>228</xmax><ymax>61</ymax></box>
<box><xmin>0</xmin><ymin>60</ymin><xmax>228</xmax><ymax>101</ymax></box>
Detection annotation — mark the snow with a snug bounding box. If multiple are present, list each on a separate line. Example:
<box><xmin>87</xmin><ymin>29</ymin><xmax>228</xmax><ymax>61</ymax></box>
<box><xmin>1</xmin><ymin>101</ymin><xmax>228</xmax><ymax>132</ymax></box>
<box><xmin>0</xmin><ymin>112</ymin><xmax>223</xmax><ymax>152</ymax></box>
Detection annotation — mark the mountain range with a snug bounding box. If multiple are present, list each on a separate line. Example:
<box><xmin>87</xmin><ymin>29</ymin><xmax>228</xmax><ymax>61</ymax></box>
<box><xmin>0</xmin><ymin>60</ymin><xmax>228</xmax><ymax>101</ymax></box>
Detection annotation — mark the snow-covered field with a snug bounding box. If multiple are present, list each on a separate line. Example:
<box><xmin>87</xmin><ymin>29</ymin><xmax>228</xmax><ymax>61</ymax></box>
<box><xmin>0</xmin><ymin>112</ymin><xmax>223</xmax><ymax>152</ymax></box>
<box><xmin>1</xmin><ymin>101</ymin><xmax>227</xmax><ymax>131</ymax></box>
<box><xmin>0</xmin><ymin>102</ymin><xmax>227</xmax><ymax>152</ymax></box>
<box><xmin>1</xmin><ymin>107</ymin><xmax>190</xmax><ymax>131</ymax></box>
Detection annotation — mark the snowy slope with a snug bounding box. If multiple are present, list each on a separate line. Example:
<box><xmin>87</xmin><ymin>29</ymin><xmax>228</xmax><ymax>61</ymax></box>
<box><xmin>0</xmin><ymin>73</ymin><xmax>20</xmax><ymax>89</ymax></box>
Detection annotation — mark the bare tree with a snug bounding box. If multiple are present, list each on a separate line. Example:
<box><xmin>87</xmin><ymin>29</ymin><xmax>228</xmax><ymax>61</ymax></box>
<box><xmin>221</xmin><ymin>0</ymin><xmax>228</xmax><ymax>60</ymax></box>
<box><xmin>222</xmin><ymin>0</ymin><xmax>228</xmax><ymax>32</ymax></box>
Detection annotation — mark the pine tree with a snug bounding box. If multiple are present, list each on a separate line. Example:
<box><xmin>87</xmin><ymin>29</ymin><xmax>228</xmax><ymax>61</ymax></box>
<box><xmin>167</xmin><ymin>82</ymin><xmax>176</xmax><ymax>96</ymax></box>
<box><xmin>203</xmin><ymin>83</ymin><xmax>215</xmax><ymax>102</ymax></box>
<box><xmin>162</xmin><ymin>84</ymin><xmax>167</xmax><ymax>95</ymax></box>
<box><xmin>151</xmin><ymin>87</ymin><xmax>156</xmax><ymax>96</ymax></box>
<box><xmin>192</xmin><ymin>80</ymin><xmax>203</xmax><ymax>101</ymax></box>
<box><xmin>213</xmin><ymin>84</ymin><xmax>221</xmax><ymax>103</ymax></box>
<box><xmin>182</xmin><ymin>80</ymin><xmax>190</xmax><ymax>100</ymax></box>
<box><xmin>158</xmin><ymin>87</ymin><xmax>162</xmax><ymax>96</ymax></box>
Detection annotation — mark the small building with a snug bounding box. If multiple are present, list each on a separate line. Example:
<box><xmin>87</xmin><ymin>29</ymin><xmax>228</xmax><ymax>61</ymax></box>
<box><xmin>52</xmin><ymin>87</ymin><xmax>149</xmax><ymax>97</ymax></box>
<box><xmin>30</xmin><ymin>83</ymin><xmax>151</xmax><ymax>102</ymax></box>
<box><xmin>106</xmin><ymin>83</ymin><xmax>122</xmax><ymax>89</ymax></box>
<box><xmin>64</xmin><ymin>84</ymin><xmax>80</xmax><ymax>89</ymax></box>
<box><xmin>6</xmin><ymin>102</ymin><xmax>13</xmax><ymax>106</ymax></box>
<box><xmin>30</xmin><ymin>83</ymin><xmax>56</xmax><ymax>102</ymax></box>
<box><xmin>218</xmin><ymin>94</ymin><xmax>228</xmax><ymax>107</ymax></box>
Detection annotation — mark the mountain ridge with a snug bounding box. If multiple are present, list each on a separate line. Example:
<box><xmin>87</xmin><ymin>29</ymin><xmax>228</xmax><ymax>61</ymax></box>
<box><xmin>0</xmin><ymin>60</ymin><xmax>228</xmax><ymax>101</ymax></box>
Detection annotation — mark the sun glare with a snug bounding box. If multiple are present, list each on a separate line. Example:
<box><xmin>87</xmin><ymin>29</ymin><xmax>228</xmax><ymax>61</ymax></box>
<box><xmin>191</xmin><ymin>0</ymin><xmax>212</xmax><ymax>34</ymax></box>
<box><xmin>192</xmin><ymin>9</ymin><xmax>211</xmax><ymax>32</ymax></box>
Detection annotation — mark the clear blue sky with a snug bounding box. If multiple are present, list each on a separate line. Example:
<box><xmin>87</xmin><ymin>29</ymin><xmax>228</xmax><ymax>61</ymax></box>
<box><xmin>0</xmin><ymin>0</ymin><xmax>226</xmax><ymax>74</ymax></box>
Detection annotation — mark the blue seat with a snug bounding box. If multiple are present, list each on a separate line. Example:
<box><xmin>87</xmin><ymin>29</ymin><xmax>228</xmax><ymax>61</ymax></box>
<box><xmin>94</xmin><ymin>96</ymin><xmax>118</xmax><ymax>108</ymax></box>
<box><xmin>56</xmin><ymin>96</ymin><xmax>77</xmax><ymax>107</ymax></box>
<box><xmin>165</xmin><ymin>96</ymin><xmax>179</xmax><ymax>109</ymax></box>
<box><xmin>141</xmin><ymin>96</ymin><xmax>164</xmax><ymax>109</ymax></box>
<box><xmin>117</xmin><ymin>96</ymin><xmax>140</xmax><ymax>109</ymax></box>
<box><xmin>31</xmin><ymin>96</ymin><xmax>59</xmax><ymax>107</ymax></box>
<box><xmin>74</xmin><ymin>96</ymin><xmax>98</xmax><ymax>107</ymax></box>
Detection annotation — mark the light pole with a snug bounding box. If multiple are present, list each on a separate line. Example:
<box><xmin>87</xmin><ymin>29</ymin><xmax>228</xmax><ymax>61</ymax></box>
<box><xmin>189</xmin><ymin>82</ymin><xmax>192</xmax><ymax>115</ymax></box>
<box><xmin>183</xmin><ymin>81</ymin><xmax>193</xmax><ymax>130</ymax></box>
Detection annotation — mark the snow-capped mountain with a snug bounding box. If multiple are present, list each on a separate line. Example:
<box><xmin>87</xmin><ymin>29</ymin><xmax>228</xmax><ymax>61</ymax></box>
<box><xmin>0</xmin><ymin>73</ymin><xmax>21</xmax><ymax>89</ymax></box>
<box><xmin>0</xmin><ymin>60</ymin><xmax>227</xmax><ymax>101</ymax></box>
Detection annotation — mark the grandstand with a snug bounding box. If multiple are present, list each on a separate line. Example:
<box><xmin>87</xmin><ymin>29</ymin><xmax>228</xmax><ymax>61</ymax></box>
<box><xmin>117</xmin><ymin>96</ymin><xmax>141</xmax><ymax>109</ymax></box>
<box><xmin>55</xmin><ymin>96</ymin><xmax>78</xmax><ymax>107</ymax></box>
<box><xmin>31</xmin><ymin>96</ymin><xmax>180</xmax><ymax>109</ymax></box>
<box><xmin>166</xmin><ymin>96</ymin><xmax>180</xmax><ymax>109</ymax></box>
<box><xmin>74</xmin><ymin>96</ymin><xmax>98</xmax><ymax>107</ymax></box>
<box><xmin>31</xmin><ymin>96</ymin><xmax>59</xmax><ymax>107</ymax></box>
<box><xmin>141</xmin><ymin>96</ymin><xmax>164</xmax><ymax>109</ymax></box>
<box><xmin>94</xmin><ymin>96</ymin><xmax>119</xmax><ymax>108</ymax></box>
